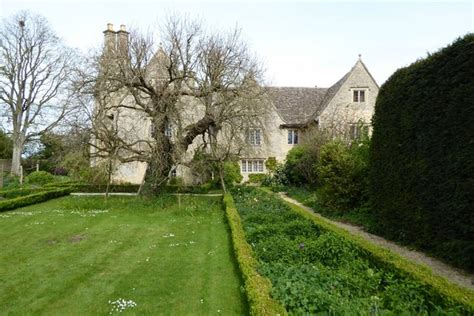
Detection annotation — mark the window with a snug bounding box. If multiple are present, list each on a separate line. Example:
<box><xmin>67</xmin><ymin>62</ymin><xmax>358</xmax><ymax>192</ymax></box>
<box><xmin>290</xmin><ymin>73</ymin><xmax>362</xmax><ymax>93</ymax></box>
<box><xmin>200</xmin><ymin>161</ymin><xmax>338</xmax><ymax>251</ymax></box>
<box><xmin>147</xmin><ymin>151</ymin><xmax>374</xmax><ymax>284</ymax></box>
<box><xmin>353</xmin><ymin>90</ymin><xmax>366</xmax><ymax>103</ymax></box>
<box><xmin>288</xmin><ymin>129</ymin><xmax>299</xmax><ymax>144</ymax></box>
<box><xmin>349</xmin><ymin>124</ymin><xmax>370</xmax><ymax>140</ymax></box>
<box><xmin>170</xmin><ymin>168</ymin><xmax>177</xmax><ymax>177</ymax></box>
<box><xmin>240</xmin><ymin>159</ymin><xmax>265</xmax><ymax>173</ymax></box>
<box><xmin>247</xmin><ymin>128</ymin><xmax>261</xmax><ymax>146</ymax></box>
<box><xmin>165</xmin><ymin>123</ymin><xmax>172</xmax><ymax>138</ymax></box>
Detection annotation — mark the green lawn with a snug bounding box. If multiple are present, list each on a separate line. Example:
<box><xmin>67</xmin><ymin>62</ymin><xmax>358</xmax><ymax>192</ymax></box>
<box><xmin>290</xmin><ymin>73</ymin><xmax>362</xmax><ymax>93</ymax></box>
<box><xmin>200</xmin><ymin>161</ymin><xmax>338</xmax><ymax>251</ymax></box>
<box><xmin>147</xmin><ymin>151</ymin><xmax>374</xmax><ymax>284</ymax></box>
<box><xmin>0</xmin><ymin>195</ymin><xmax>248</xmax><ymax>315</ymax></box>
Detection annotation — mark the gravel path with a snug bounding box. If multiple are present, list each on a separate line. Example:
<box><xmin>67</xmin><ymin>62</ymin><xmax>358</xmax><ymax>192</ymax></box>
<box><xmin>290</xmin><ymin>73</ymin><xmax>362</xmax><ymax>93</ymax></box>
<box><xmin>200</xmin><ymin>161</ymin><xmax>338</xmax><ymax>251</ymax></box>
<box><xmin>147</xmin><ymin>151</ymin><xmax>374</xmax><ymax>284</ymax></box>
<box><xmin>279</xmin><ymin>193</ymin><xmax>474</xmax><ymax>291</ymax></box>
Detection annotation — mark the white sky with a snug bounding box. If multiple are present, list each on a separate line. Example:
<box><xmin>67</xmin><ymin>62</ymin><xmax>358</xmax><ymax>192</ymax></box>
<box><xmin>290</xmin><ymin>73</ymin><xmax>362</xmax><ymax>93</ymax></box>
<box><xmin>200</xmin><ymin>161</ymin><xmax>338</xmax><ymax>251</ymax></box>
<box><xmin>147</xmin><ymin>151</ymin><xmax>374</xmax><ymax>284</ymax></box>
<box><xmin>1</xmin><ymin>0</ymin><xmax>473</xmax><ymax>87</ymax></box>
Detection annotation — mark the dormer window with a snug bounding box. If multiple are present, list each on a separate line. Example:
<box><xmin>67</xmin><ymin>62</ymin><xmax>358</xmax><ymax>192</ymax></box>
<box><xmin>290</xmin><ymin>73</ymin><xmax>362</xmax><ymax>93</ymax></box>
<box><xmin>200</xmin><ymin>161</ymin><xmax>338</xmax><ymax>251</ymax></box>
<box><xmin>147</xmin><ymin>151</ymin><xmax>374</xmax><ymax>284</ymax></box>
<box><xmin>353</xmin><ymin>90</ymin><xmax>366</xmax><ymax>103</ymax></box>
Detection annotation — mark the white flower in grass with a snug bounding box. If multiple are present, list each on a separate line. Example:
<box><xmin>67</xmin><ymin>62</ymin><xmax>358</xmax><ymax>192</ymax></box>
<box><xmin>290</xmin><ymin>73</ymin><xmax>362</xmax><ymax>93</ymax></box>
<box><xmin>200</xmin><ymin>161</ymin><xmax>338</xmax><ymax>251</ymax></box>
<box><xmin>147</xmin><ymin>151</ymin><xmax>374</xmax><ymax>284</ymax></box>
<box><xmin>109</xmin><ymin>298</ymin><xmax>137</xmax><ymax>314</ymax></box>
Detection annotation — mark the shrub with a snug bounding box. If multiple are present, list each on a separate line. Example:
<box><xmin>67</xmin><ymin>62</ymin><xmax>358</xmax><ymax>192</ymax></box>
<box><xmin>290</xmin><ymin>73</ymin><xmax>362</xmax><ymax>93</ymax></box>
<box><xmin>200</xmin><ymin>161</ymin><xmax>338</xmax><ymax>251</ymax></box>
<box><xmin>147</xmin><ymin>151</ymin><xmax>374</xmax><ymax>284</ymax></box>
<box><xmin>316</xmin><ymin>138</ymin><xmax>370</xmax><ymax>213</ymax></box>
<box><xmin>0</xmin><ymin>188</ymin><xmax>71</xmax><ymax>212</ymax></box>
<box><xmin>247</xmin><ymin>173</ymin><xmax>266</xmax><ymax>184</ymax></box>
<box><xmin>220</xmin><ymin>161</ymin><xmax>243</xmax><ymax>186</ymax></box>
<box><xmin>262</xmin><ymin>163</ymin><xmax>288</xmax><ymax>189</ymax></box>
<box><xmin>264</xmin><ymin>157</ymin><xmax>278</xmax><ymax>174</ymax></box>
<box><xmin>168</xmin><ymin>176</ymin><xmax>184</xmax><ymax>186</ymax></box>
<box><xmin>25</xmin><ymin>171</ymin><xmax>55</xmax><ymax>186</ymax></box>
<box><xmin>370</xmin><ymin>34</ymin><xmax>474</xmax><ymax>271</ymax></box>
<box><xmin>283</xmin><ymin>146</ymin><xmax>310</xmax><ymax>185</ymax></box>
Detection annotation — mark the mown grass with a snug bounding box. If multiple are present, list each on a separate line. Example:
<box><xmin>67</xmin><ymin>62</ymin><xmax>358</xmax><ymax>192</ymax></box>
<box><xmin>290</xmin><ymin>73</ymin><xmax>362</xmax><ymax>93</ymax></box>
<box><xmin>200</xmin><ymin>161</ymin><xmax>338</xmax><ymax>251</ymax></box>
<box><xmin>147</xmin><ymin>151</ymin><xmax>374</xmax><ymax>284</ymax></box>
<box><xmin>0</xmin><ymin>195</ymin><xmax>247</xmax><ymax>315</ymax></box>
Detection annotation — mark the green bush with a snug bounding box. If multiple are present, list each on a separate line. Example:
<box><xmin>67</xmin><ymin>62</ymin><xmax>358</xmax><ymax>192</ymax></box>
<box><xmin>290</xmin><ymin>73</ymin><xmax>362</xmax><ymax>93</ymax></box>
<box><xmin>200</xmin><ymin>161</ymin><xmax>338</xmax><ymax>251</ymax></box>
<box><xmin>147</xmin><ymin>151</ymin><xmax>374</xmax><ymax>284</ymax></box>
<box><xmin>247</xmin><ymin>173</ymin><xmax>266</xmax><ymax>184</ymax></box>
<box><xmin>316</xmin><ymin>138</ymin><xmax>370</xmax><ymax>213</ymax></box>
<box><xmin>25</xmin><ymin>171</ymin><xmax>55</xmax><ymax>186</ymax></box>
<box><xmin>0</xmin><ymin>174</ymin><xmax>21</xmax><ymax>189</ymax></box>
<box><xmin>168</xmin><ymin>176</ymin><xmax>184</xmax><ymax>186</ymax></box>
<box><xmin>370</xmin><ymin>34</ymin><xmax>474</xmax><ymax>271</ymax></box>
<box><xmin>225</xmin><ymin>161</ymin><xmax>243</xmax><ymax>185</ymax></box>
<box><xmin>0</xmin><ymin>188</ymin><xmax>71</xmax><ymax>212</ymax></box>
<box><xmin>262</xmin><ymin>164</ymin><xmax>288</xmax><ymax>189</ymax></box>
<box><xmin>283</xmin><ymin>146</ymin><xmax>311</xmax><ymax>185</ymax></box>
<box><xmin>231</xmin><ymin>187</ymin><xmax>473</xmax><ymax>314</ymax></box>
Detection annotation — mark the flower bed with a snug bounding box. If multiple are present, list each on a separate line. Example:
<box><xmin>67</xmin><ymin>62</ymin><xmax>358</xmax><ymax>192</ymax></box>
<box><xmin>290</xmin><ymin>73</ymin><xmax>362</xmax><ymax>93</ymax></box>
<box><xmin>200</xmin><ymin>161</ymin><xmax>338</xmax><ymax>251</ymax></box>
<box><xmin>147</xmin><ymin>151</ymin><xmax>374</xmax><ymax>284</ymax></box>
<box><xmin>231</xmin><ymin>187</ymin><xmax>474</xmax><ymax>314</ymax></box>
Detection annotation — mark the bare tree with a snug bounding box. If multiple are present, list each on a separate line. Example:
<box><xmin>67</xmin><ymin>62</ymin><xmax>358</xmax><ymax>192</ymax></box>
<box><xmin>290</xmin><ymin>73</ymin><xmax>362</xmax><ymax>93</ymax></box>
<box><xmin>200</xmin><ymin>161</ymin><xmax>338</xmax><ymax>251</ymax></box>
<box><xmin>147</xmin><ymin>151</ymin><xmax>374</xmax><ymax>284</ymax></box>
<box><xmin>0</xmin><ymin>11</ymin><xmax>75</xmax><ymax>176</ymax></box>
<box><xmin>76</xmin><ymin>17</ymin><xmax>266</xmax><ymax>191</ymax></box>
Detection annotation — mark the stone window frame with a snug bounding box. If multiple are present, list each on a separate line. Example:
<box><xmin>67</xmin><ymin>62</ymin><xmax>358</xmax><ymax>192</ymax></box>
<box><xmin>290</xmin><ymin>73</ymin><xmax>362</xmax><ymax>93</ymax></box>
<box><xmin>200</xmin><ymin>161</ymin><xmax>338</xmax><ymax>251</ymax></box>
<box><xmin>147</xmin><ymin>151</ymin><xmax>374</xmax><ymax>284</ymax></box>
<box><xmin>247</xmin><ymin>128</ymin><xmax>262</xmax><ymax>146</ymax></box>
<box><xmin>287</xmin><ymin>129</ymin><xmax>299</xmax><ymax>145</ymax></box>
<box><xmin>241</xmin><ymin>159</ymin><xmax>265</xmax><ymax>173</ymax></box>
<box><xmin>351</xmin><ymin>87</ymin><xmax>368</xmax><ymax>103</ymax></box>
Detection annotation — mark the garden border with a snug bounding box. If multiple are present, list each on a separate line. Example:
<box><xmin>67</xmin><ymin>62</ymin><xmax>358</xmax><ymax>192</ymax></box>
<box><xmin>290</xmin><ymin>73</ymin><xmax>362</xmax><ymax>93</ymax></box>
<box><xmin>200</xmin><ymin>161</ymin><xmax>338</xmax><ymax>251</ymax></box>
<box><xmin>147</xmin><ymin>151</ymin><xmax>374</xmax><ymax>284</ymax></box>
<box><xmin>268</xmin><ymin>189</ymin><xmax>474</xmax><ymax>312</ymax></box>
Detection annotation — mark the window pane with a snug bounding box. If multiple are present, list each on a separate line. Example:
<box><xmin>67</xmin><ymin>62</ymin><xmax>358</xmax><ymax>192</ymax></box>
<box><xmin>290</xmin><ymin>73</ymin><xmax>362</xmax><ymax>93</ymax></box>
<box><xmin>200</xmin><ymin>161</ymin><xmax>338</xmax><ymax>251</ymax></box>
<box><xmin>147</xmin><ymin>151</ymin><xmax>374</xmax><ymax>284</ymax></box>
<box><xmin>360</xmin><ymin>90</ymin><xmax>365</xmax><ymax>102</ymax></box>
<box><xmin>258</xmin><ymin>161</ymin><xmax>264</xmax><ymax>172</ymax></box>
<box><xmin>294</xmin><ymin>130</ymin><xmax>299</xmax><ymax>144</ymax></box>
<box><xmin>241</xmin><ymin>160</ymin><xmax>246</xmax><ymax>172</ymax></box>
<box><xmin>248</xmin><ymin>160</ymin><xmax>252</xmax><ymax>172</ymax></box>
<box><xmin>253</xmin><ymin>161</ymin><xmax>258</xmax><ymax>171</ymax></box>
<box><xmin>255</xmin><ymin>129</ymin><xmax>261</xmax><ymax>145</ymax></box>
<box><xmin>353</xmin><ymin>90</ymin><xmax>359</xmax><ymax>102</ymax></box>
<box><xmin>288</xmin><ymin>130</ymin><xmax>293</xmax><ymax>144</ymax></box>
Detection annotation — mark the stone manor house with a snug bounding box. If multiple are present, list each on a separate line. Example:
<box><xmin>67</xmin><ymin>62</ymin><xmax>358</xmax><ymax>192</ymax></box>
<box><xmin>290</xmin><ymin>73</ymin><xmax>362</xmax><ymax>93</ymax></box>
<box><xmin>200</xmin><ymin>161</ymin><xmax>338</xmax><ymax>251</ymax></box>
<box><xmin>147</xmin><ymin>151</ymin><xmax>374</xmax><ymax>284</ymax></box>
<box><xmin>97</xmin><ymin>24</ymin><xmax>379</xmax><ymax>184</ymax></box>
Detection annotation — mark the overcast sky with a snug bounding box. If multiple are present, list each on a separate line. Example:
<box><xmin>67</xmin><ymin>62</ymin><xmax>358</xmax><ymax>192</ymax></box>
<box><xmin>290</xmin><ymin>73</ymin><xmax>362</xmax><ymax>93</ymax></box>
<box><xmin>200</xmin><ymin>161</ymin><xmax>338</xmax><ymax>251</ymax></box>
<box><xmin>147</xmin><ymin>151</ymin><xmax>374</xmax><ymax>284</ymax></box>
<box><xmin>1</xmin><ymin>0</ymin><xmax>472</xmax><ymax>87</ymax></box>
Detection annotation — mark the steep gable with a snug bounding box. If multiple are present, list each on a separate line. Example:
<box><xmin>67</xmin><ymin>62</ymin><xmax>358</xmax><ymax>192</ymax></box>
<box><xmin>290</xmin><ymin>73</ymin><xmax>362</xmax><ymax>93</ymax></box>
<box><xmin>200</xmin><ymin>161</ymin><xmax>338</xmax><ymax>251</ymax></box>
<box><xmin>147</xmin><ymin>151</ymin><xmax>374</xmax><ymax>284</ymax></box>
<box><xmin>317</xmin><ymin>58</ymin><xmax>379</xmax><ymax>128</ymax></box>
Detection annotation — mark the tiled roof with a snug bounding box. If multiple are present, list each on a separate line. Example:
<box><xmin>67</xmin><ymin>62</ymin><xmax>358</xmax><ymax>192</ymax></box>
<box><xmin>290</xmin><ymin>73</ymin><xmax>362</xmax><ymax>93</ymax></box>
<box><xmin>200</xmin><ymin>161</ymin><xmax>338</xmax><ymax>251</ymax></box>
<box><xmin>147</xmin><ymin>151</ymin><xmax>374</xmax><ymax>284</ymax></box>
<box><xmin>267</xmin><ymin>87</ymin><xmax>328</xmax><ymax>125</ymax></box>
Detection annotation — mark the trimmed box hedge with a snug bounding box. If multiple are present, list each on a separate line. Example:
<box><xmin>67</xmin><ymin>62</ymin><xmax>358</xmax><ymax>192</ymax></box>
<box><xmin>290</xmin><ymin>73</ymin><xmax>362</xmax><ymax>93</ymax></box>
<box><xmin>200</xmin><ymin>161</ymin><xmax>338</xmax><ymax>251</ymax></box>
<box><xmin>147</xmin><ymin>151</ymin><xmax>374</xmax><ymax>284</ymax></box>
<box><xmin>222</xmin><ymin>193</ymin><xmax>287</xmax><ymax>316</ymax></box>
<box><xmin>0</xmin><ymin>187</ymin><xmax>45</xmax><ymax>199</ymax></box>
<box><xmin>0</xmin><ymin>188</ymin><xmax>71</xmax><ymax>212</ymax></box>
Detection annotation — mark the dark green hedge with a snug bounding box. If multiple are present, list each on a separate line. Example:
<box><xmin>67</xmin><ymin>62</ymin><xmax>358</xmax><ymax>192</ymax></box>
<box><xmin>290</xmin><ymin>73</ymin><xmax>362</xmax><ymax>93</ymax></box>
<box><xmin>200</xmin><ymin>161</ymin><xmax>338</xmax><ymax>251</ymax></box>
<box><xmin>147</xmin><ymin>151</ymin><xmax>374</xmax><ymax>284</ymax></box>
<box><xmin>70</xmin><ymin>184</ymin><xmax>141</xmax><ymax>193</ymax></box>
<box><xmin>370</xmin><ymin>34</ymin><xmax>474</xmax><ymax>271</ymax></box>
<box><xmin>0</xmin><ymin>188</ymin><xmax>71</xmax><ymax>212</ymax></box>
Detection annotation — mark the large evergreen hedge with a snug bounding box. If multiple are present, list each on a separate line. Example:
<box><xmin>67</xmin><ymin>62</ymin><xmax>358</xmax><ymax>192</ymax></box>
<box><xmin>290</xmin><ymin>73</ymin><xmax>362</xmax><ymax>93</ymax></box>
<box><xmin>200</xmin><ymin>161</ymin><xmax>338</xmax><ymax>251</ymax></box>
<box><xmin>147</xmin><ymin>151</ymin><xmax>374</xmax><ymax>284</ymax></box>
<box><xmin>370</xmin><ymin>34</ymin><xmax>474</xmax><ymax>271</ymax></box>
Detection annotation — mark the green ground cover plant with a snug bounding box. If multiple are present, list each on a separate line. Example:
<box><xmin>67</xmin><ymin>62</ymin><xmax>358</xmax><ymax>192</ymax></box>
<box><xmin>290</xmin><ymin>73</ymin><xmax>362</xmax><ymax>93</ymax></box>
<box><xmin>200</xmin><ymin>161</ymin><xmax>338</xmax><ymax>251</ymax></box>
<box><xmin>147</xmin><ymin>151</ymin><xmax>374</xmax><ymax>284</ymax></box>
<box><xmin>232</xmin><ymin>187</ymin><xmax>473</xmax><ymax>314</ymax></box>
<box><xmin>0</xmin><ymin>195</ymin><xmax>247</xmax><ymax>314</ymax></box>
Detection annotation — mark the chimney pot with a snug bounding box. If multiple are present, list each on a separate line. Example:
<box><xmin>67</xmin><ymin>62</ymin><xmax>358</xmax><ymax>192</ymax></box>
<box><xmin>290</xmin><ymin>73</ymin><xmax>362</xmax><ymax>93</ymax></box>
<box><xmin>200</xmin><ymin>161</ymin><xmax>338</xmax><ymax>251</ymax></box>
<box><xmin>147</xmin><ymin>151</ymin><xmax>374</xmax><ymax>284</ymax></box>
<box><xmin>107</xmin><ymin>23</ymin><xmax>114</xmax><ymax>31</ymax></box>
<box><xmin>120</xmin><ymin>24</ymin><xmax>126</xmax><ymax>32</ymax></box>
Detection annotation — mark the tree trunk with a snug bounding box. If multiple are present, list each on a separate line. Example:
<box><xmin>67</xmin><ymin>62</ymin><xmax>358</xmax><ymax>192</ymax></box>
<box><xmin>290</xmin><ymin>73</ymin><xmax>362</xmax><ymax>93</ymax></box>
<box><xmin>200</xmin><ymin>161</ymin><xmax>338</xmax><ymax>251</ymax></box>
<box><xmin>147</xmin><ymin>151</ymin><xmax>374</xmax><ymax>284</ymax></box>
<box><xmin>218</xmin><ymin>161</ymin><xmax>227</xmax><ymax>193</ymax></box>
<box><xmin>10</xmin><ymin>138</ymin><xmax>23</xmax><ymax>176</ymax></box>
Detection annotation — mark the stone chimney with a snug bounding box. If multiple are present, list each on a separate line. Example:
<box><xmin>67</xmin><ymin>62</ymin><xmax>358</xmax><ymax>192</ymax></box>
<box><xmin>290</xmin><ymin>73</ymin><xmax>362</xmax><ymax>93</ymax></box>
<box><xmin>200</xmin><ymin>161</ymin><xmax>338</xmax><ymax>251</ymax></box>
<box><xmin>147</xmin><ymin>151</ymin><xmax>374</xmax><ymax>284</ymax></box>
<box><xmin>116</xmin><ymin>24</ymin><xmax>129</xmax><ymax>56</ymax></box>
<box><xmin>103</xmin><ymin>23</ymin><xmax>116</xmax><ymax>55</ymax></box>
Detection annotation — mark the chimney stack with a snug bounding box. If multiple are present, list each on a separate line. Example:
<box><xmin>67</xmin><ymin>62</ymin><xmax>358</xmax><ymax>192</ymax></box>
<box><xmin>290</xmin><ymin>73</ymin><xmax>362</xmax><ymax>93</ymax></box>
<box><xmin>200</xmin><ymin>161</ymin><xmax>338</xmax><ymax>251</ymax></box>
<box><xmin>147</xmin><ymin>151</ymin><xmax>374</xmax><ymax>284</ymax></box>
<box><xmin>117</xmin><ymin>24</ymin><xmax>129</xmax><ymax>55</ymax></box>
<box><xmin>103</xmin><ymin>23</ymin><xmax>116</xmax><ymax>55</ymax></box>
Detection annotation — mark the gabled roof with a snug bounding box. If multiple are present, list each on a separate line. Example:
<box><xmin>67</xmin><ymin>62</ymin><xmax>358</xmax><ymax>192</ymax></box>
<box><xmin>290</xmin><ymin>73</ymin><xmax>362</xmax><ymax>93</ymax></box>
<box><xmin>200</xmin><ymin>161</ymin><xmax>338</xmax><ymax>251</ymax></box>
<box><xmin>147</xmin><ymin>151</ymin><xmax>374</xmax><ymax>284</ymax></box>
<box><xmin>267</xmin><ymin>58</ymin><xmax>378</xmax><ymax>126</ymax></box>
<box><xmin>267</xmin><ymin>87</ymin><xmax>328</xmax><ymax>125</ymax></box>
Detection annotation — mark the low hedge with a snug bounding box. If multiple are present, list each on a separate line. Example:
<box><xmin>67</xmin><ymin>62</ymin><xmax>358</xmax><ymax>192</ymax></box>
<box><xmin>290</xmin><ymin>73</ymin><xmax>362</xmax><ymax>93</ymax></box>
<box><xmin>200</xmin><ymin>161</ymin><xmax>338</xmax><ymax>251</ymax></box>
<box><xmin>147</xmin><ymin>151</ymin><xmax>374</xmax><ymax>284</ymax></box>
<box><xmin>222</xmin><ymin>193</ymin><xmax>287</xmax><ymax>316</ymax></box>
<box><xmin>69</xmin><ymin>184</ymin><xmax>141</xmax><ymax>193</ymax></box>
<box><xmin>42</xmin><ymin>181</ymin><xmax>83</xmax><ymax>188</ymax></box>
<box><xmin>276</xmin><ymin>190</ymin><xmax>474</xmax><ymax>313</ymax></box>
<box><xmin>0</xmin><ymin>187</ymin><xmax>45</xmax><ymax>199</ymax></box>
<box><xmin>0</xmin><ymin>188</ymin><xmax>71</xmax><ymax>212</ymax></box>
<box><xmin>161</xmin><ymin>184</ymin><xmax>213</xmax><ymax>194</ymax></box>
